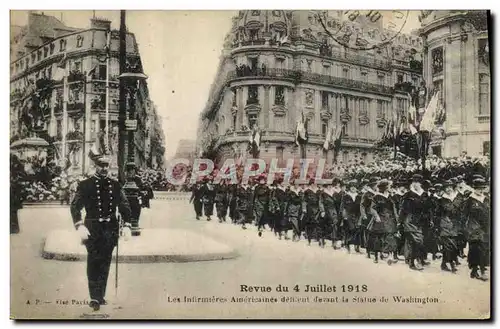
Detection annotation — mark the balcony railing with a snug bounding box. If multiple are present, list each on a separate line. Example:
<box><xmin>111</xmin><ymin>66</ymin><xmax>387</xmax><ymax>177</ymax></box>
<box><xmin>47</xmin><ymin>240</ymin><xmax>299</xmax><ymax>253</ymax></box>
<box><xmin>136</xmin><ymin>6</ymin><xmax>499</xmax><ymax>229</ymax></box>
<box><xmin>228</xmin><ymin>68</ymin><xmax>394</xmax><ymax>95</ymax></box>
<box><xmin>240</xmin><ymin>39</ymin><xmax>266</xmax><ymax>46</ymax></box>
<box><xmin>478</xmin><ymin>115</ymin><xmax>490</xmax><ymax>124</ymax></box>
<box><xmin>232</xmin><ymin>39</ymin><xmax>392</xmax><ymax>70</ymax></box>
<box><xmin>394</xmin><ymin>82</ymin><xmax>414</xmax><ymax>94</ymax></box>
<box><xmin>247</xmin><ymin>98</ymin><xmax>259</xmax><ymax>105</ymax></box>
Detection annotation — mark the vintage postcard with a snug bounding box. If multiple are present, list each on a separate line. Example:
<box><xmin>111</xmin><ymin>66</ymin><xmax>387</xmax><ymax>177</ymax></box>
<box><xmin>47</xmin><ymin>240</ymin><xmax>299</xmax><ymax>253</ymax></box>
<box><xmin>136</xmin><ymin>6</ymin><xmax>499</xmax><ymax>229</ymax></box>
<box><xmin>10</xmin><ymin>9</ymin><xmax>491</xmax><ymax>320</ymax></box>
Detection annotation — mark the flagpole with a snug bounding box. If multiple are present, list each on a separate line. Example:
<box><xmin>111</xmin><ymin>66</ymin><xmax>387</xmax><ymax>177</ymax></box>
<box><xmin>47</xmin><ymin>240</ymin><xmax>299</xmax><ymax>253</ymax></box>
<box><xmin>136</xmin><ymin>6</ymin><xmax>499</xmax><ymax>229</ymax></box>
<box><xmin>105</xmin><ymin>29</ymin><xmax>111</xmax><ymax>152</ymax></box>
<box><xmin>82</xmin><ymin>73</ymin><xmax>88</xmax><ymax>175</ymax></box>
<box><xmin>62</xmin><ymin>67</ymin><xmax>68</xmax><ymax>171</ymax></box>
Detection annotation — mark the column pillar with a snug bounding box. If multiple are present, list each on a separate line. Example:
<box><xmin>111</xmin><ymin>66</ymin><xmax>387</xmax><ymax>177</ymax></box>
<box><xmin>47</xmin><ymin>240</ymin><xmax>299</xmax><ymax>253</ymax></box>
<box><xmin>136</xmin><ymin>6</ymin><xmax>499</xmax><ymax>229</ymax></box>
<box><xmin>264</xmin><ymin>85</ymin><xmax>271</xmax><ymax>129</ymax></box>
<box><xmin>237</xmin><ymin>87</ymin><xmax>244</xmax><ymax>129</ymax></box>
<box><xmin>49</xmin><ymin>89</ymin><xmax>56</xmax><ymax>136</ymax></box>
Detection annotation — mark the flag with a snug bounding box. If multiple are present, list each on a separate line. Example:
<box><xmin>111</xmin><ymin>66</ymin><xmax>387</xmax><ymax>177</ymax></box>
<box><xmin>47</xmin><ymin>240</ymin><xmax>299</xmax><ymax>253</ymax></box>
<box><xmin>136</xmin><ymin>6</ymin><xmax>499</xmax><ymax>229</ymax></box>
<box><xmin>248</xmin><ymin>126</ymin><xmax>261</xmax><ymax>154</ymax></box>
<box><xmin>53</xmin><ymin>53</ymin><xmax>67</xmax><ymax>81</ymax></box>
<box><xmin>420</xmin><ymin>92</ymin><xmax>439</xmax><ymax>132</ymax></box>
<box><xmin>278</xmin><ymin>34</ymin><xmax>288</xmax><ymax>46</ymax></box>
<box><xmin>332</xmin><ymin>125</ymin><xmax>342</xmax><ymax>150</ymax></box>
<box><xmin>87</xmin><ymin>65</ymin><xmax>98</xmax><ymax>78</ymax></box>
<box><xmin>295</xmin><ymin>112</ymin><xmax>308</xmax><ymax>146</ymax></box>
<box><xmin>323</xmin><ymin>125</ymin><xmax>332</xmax><ymax>151</ymax></box>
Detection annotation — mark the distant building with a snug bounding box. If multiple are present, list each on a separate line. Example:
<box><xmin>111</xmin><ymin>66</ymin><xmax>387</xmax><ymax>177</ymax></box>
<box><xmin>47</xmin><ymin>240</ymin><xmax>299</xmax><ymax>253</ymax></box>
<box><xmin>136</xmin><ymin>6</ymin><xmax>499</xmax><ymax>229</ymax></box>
<box><xmin>419</xmin><ymin>10</ymin><xmax>490</xmax><ymax>157</ymax></box>
<box><xmin>173</xmin><ymin>139</ymin><xmax>196</xmax><ymax>163</ymax></box>
<box><xmin>196</xmin><ymin>10</ymin><xmax>423</xmax><ymax>167</ymax></box>
<box><xmin>10</xmin><ymin>11</ymin><xmax>165</xmax><ymax>174</ymax></box>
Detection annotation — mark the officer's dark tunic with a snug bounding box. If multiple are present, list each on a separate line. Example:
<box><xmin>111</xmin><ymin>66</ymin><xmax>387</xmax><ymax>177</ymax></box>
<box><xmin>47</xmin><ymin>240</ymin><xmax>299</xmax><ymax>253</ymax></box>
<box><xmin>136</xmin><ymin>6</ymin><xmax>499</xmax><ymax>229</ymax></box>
<box><xmin>320</xmin><ymin>189</ymin><xmax>339</xmax><ymax>243</ymax></box>
<box><xmin>399</xmin><ymin>189</ymin><xmax>426</xmax><ymax>262</ymax></box>
<box><xmin>341</xmin><ymin>192</ymin><xmax>361</xmax><ymax>246</ymax></box>
<box><xmin>465</xmin><ymin>194</ymin><xmax>490</xmax><ymax>269</ymax></box>
<box><xmin>284</xmin><ymin>188</ymin><xmax>304</xmax><ymax>237</ymax></box>
<box><xmin>303</xmin><ymin>188</ymin><xmax>322</xmax><ymax>243</ymax></box>
<box><xmin>215</xmin><ymin>184</ymin><xmax>229</xmax><ymax>219</ymax></box>
<box><xmin>201</xmin><ymin>183</ymin><xmax>216</xmax><ymax>217</ymax></box>
<box><xmin>189</xmin><ymin>184</ymin><xmax>203</xmax><ymax>218</ymax></box>
<box><xmin>70</xmin><ymin>174</ymin><xmax>131</xmax><ymax>303</ymax></box>
<box><xmin>253</xmin><ymin>184</ymin><xmax>270</xmax><ymax>229</ymax></box>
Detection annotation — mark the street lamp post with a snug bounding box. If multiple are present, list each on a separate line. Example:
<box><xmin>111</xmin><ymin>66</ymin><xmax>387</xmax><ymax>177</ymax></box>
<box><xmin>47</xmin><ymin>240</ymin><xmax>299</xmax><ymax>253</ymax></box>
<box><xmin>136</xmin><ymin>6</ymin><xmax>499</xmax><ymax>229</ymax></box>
<box><xmin>119</xmin><ymin>72</ymin><xmax>147</xmax><ymax>236</ymax></box>
<box><xmin>118</xmin><ymin>10</ymin><xmax>148</xmax><ymax>236</ymax></box>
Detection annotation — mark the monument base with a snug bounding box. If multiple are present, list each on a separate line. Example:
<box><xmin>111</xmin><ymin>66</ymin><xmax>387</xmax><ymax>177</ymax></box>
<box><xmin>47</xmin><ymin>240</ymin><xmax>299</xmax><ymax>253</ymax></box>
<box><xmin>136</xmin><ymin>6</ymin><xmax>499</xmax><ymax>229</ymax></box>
<box><xmin>42</xmin><ymin>228</ymin><xmax>238</xmax><ymax>263</ymax></box>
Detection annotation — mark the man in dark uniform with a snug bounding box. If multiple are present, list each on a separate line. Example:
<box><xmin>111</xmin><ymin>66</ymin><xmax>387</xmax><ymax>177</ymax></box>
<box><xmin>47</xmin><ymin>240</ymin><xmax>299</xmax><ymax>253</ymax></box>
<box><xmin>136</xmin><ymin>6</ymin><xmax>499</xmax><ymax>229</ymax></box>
<box><xmin>70</xmin><ymin>150</ymin><xmax>132</xmax><ymax>311</ymax></box>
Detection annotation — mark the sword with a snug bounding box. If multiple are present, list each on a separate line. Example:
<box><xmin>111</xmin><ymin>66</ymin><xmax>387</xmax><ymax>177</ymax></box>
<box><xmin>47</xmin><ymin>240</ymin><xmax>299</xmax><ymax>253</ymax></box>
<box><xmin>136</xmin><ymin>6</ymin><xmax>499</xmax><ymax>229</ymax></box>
<box><xmin>115</xmin><ymin>213</ymin><xmax>122</xmax><ymax>297</ymax></box>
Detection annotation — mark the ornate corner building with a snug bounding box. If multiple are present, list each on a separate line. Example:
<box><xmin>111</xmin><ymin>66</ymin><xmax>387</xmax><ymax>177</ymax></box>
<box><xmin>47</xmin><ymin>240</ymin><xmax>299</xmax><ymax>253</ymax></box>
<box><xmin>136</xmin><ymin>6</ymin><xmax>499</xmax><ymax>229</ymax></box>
<box><xmin>419</xmin><ymin>10</ymin><xmax>490</xmax><ymax>157</ymax></box>
<box><xmin>196</xmin><ymin>10</ymin><xmax>423</xmax><ymax>167</ymax></box>
<box><xmin>10</xmin><ymin>12</ymin><xmax>166</xmax><ymax>174</ymax></box>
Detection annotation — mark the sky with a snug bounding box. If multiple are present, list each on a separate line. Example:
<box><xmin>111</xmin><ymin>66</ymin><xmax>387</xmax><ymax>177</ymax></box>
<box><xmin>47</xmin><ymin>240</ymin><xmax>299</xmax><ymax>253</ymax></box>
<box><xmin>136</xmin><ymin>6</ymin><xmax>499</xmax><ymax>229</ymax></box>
<box><xmin>10</xmin><ymin>10</ymin><xmax>421</xmax><ymax>160</ymax></box>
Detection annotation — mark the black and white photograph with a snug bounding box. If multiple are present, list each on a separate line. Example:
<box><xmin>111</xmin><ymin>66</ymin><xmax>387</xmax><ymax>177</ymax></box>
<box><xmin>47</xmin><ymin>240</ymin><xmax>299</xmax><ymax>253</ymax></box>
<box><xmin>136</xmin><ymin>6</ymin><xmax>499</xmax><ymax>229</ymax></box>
<box><xmin>8</xmin><ymin>9</ymin><xmax>491</xmax><ymax>320</ymax></box>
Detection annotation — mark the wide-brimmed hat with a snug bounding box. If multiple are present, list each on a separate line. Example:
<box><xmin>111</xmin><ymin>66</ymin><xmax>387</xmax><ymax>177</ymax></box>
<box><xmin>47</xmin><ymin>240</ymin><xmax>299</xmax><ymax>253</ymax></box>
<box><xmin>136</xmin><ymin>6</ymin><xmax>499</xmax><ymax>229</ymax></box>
<box><xmin>411</xmin><ymin>174</ymin><xmax>423</xmax><ymax>183</ymax></box>
<box><xmin>377</xmin><ymin>179</ymin><xmax>390</xmax><ymax>189</ymax></box>
<box><xmin>346</xmin><ymin>179</ymin><xmax>358</xmax><ymax>187</ymax></box>
<box><xmin>471</xmin><ymin>175</ymin><xmax>488</xmax><ymax>188</ymax></box>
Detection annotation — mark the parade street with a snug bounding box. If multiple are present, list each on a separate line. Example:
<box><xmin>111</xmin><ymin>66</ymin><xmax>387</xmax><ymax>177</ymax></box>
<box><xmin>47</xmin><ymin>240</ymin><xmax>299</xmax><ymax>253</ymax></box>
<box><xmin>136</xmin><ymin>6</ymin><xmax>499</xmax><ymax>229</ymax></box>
<box><xmin>11</xmin><ymin>197</ymin><xmax>490</xmax><ymax>320</ymax></box>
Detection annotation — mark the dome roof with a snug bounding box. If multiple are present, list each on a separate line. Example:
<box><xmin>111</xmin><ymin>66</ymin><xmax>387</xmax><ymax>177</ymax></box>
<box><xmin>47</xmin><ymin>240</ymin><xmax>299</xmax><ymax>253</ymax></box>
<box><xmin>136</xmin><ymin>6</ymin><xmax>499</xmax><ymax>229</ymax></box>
<box><xmin>236</xmin><ymin>10</ymin><xmax>291</xmax><ymax>32</ymax></box>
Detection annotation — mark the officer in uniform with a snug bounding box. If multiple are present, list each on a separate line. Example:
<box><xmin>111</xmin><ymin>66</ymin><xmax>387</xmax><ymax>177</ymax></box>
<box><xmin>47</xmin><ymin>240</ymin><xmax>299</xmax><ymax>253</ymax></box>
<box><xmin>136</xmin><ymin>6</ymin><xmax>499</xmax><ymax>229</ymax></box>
<box><xmin>70</xmin><ymin>150</ymin><xmax>132</xmax><ymax>311</ymax></box>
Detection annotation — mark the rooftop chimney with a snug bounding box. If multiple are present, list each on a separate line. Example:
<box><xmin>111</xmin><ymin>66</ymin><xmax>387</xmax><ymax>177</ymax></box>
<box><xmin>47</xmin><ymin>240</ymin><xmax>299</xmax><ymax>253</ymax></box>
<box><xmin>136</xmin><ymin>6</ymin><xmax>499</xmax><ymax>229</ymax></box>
<box><xmin>90</xmin><ymin>17</ymin><xmax>111</xmax><ymax>30</ymax></box>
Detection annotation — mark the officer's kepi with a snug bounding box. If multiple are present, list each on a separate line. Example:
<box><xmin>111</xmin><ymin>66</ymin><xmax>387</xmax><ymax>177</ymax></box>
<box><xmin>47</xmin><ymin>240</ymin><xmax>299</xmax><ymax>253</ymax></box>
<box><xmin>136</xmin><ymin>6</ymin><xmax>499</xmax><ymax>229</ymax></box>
<box><xmin>88</xmin><ymin>147</ymin><xmax>110</xmax><ymax>167</ymax></box>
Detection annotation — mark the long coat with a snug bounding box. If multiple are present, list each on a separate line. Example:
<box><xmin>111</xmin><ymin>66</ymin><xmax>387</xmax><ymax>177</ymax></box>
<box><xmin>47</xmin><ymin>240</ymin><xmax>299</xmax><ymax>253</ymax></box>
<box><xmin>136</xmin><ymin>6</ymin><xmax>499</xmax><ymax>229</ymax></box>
<box><xmin>285</xmin><ymin>188</ymin><xmax>305</xmax><ymax>234</ymax></box>
<box><xmin>215</xmin><ymin>184</ymin><xmax>230</xmax><ymax>217</ymax></box>
<box><xmin>399</xmin><ymin>189</ymin><xmax>427</xmax><ymax>246</ymax></box>
<box><xmin>190</xmin><ymin>184</ymin><xmax>204</xmax><ymax>217</ymax></box>
<box><xmin>465</xmin><ymin>195</ymin><xmax>490</xmax><ymax>244</ymax></box>
<box><xmin>341</xmin><ymin>192</ymin><xmax>361</xmax><ymax>231</ymax></box>
<box><xmin>438</xmin><ymin>195</ymin><xmax>461</xmax><ymax>238</ymax></box>
<box><xmin>360</xmin><ymin>190</ymin><xmax>375</xmax><ymax>228</ymax></box>
<box><xmin>303</xmin><ymin>189</ymin><xmax>322</xmax><ymax>225</ymax></box>
<box><xmin>253</xmin><ymin>184</ymin><xmax>270</xmax><ymax>225</ymax></box>
<box><xmin>200</xmin><ymin>183</ymin><xmax>216</xmax><ymax>216</ymax></box>
<box><xmin>270</xmin><ymin>186</ymin><xmax>288</xmax><ymax>230</ymax></box>
<box><xmin>371</xmin><ymin>193</ymin><xmax>398</xmax><ymax>253</ymax></box>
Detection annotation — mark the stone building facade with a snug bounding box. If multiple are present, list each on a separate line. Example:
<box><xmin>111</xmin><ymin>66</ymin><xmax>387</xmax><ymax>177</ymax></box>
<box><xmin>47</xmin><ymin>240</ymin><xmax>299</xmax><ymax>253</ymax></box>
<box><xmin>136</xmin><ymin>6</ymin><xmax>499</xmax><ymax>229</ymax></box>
<box><xmin>10</xmin><ymin>12</ymin><xmax>165</xmax><ymax>174</ymax></box>
<box><xmin>196</xmin><ymin>10</ymin><xmax>423</xmax><ymax>167</ymax></box>
<box><xmin>419</xmin><ymin>10</ymin><xmax>490</xmax><ymax>157</ymax></box>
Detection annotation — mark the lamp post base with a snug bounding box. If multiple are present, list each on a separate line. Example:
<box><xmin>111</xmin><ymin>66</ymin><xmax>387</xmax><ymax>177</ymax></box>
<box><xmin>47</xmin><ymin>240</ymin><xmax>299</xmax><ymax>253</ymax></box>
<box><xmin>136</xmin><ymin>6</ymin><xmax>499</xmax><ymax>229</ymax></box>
<box><xmin>123</xmin><ymin>176</ymin><xmax>141</xmax><ymax>237</ymax></box>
